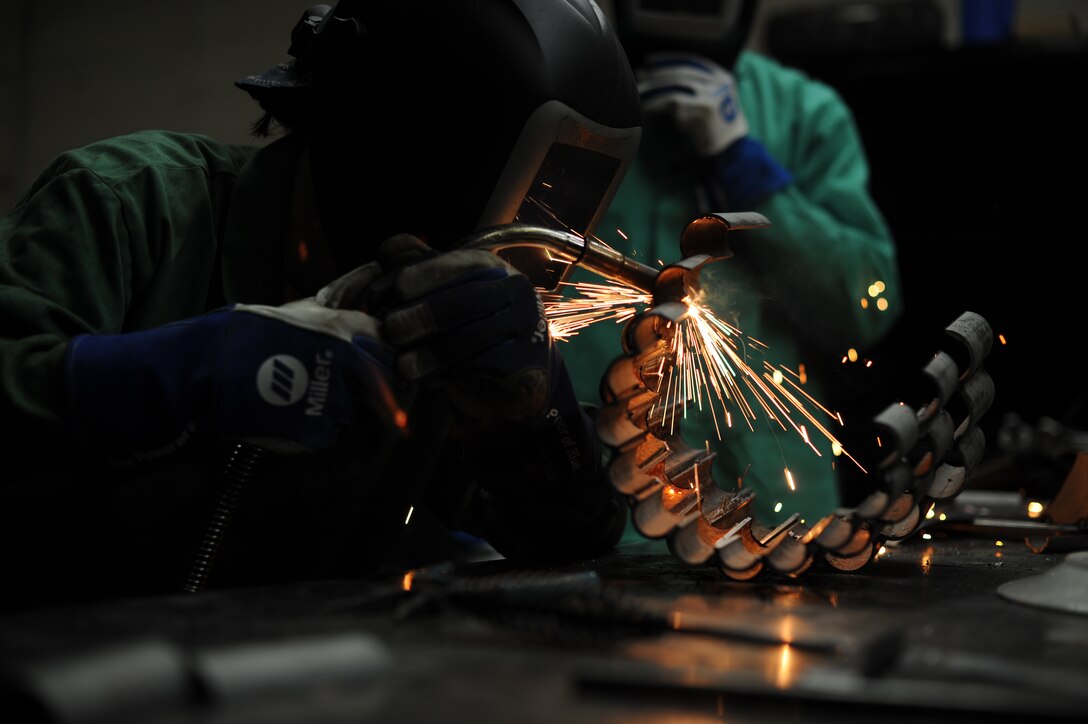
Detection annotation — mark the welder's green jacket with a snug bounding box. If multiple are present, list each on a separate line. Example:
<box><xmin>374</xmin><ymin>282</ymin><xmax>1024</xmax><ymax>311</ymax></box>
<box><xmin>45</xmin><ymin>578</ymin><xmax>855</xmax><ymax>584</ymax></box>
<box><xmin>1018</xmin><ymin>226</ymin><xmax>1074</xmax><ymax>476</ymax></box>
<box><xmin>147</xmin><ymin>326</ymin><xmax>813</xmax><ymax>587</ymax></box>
<box><xmin>0</xmin><ymin>131</ymin><xmax>622</xmax><ymax>605</ymax></box>
<box><xmin>563</xmin><ymin>51</ymin><xmax>903</xmax><ymax>530</ymax></box>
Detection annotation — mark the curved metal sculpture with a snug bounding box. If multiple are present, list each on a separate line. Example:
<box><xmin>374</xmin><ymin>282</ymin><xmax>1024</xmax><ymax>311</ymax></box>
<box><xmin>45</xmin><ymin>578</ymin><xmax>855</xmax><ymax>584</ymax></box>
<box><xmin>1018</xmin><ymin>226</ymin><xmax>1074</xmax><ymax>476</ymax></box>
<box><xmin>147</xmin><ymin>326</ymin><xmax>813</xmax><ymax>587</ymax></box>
<box><xmin>463</xmin><ymin>216</ymin><xmax>994</xmax><ymax>580</ymax></box>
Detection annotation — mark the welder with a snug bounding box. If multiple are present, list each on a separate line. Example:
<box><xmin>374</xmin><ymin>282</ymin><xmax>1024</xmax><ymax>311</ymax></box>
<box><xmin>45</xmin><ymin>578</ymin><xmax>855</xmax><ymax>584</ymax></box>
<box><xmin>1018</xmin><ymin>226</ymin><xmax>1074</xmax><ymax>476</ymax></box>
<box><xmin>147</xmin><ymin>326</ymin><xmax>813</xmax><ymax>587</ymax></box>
<box><xmin>0</xmin><ymin>0</ymin><xmax>639</xmax><ymax>607</ymax></box>
<box><xmin>563</xmin><ymin>0</ymin><xmax>904</xmax><ymax>528</ymax></box>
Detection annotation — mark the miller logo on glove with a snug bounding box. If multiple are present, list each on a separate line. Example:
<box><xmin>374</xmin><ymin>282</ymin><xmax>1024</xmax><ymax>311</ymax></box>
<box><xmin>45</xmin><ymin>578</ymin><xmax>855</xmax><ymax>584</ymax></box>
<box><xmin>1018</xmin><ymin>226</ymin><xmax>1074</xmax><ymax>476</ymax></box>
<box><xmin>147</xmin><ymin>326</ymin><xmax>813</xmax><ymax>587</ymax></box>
<box><xmin>64</xmin><ymin>275</ymin><xmax>399</xmax><ymax>460</ymax></box>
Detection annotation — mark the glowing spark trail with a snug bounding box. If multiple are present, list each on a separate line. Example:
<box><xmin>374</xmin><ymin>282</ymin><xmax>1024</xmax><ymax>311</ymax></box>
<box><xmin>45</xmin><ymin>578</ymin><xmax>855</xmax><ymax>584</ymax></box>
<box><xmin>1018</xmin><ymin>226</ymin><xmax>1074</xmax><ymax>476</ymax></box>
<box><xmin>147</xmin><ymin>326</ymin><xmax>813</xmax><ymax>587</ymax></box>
<box><xmin>542</xmin><ymin>283</ymin><xmax>652</xmax><ymax>341</ymax></box>
<box><xmin>540</xmin><ymin>277</ymin><xmax>863</xmax><ymax>476</ymax></box>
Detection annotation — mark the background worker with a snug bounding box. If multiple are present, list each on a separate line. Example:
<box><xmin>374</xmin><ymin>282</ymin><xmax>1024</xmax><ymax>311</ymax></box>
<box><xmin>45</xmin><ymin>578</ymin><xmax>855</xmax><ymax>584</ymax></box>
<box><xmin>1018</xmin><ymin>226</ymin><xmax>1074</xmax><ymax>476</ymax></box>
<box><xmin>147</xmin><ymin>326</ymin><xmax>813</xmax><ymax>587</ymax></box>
<box><xmin>564</xmin><ymin>0</ymin><xmax>903</xmax><ymax>528</ymax></box>
<box><xmin>0</xmin><ymin>0</ymin><xmax>639</xmax><ymax>607</ymax></box>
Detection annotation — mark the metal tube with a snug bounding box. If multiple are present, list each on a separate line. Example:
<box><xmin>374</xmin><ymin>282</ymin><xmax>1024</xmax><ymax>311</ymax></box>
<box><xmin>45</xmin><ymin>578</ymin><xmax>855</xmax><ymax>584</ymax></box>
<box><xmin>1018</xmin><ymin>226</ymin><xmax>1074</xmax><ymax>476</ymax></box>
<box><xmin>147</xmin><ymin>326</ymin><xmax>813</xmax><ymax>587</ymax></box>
<box><xmin>460</xmin><ymin>224</ymin><xmax>659</xmax><ymax>293</ymax></box>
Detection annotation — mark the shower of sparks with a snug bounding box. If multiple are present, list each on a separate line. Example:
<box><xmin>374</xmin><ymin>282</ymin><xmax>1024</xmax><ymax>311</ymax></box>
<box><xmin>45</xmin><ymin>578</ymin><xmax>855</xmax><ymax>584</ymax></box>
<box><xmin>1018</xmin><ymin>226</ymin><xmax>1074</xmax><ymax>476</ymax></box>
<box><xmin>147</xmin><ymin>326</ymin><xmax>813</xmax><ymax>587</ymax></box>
<box><xmin>524</xmin><ymin>189</ymin><xmax>863</xmax><ymax>476</ymax></box>
<box><xmin>655</xmin><ymin>295</ymin><xmax>865</xmax><ymax>472</ymax></box>
<box><xmin>542</xmin><ymin>281</ymin><xmax>864</xmax><ymax>474</ymax></box>
<box><xmin>542</xmin><ymin>282</ymin><xmax>652</xmax><ymax>341</ymax></box>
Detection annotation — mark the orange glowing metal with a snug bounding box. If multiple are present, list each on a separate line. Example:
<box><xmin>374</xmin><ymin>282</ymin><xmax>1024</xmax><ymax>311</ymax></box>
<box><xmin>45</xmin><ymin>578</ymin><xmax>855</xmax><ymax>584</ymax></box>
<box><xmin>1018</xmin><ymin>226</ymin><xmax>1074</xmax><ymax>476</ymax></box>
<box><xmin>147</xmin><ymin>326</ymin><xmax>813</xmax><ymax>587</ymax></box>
<box><xmin>999</xmin><ymin>334</ymin><xmax>1007</xmax><ymax>345</ymax></box>
<box><xmin>297</xmin><ymin>240</ymin><xmax>310</xmax><ymax>263</ymax></box>
<box><xmin>401</xmin><ymin>571</ymin><xmax>414</xmax><ymax>591</ymax></box>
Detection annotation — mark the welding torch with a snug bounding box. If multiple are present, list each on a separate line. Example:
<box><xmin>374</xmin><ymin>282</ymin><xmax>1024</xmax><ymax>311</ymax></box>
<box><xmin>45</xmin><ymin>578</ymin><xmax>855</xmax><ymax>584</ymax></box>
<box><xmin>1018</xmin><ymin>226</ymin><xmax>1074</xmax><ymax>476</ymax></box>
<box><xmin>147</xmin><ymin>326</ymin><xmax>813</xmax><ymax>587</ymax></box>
<box><xmin>459</xmin><ymin>211</ymin><xmax>770</xmax><ymax>301</ymax></box>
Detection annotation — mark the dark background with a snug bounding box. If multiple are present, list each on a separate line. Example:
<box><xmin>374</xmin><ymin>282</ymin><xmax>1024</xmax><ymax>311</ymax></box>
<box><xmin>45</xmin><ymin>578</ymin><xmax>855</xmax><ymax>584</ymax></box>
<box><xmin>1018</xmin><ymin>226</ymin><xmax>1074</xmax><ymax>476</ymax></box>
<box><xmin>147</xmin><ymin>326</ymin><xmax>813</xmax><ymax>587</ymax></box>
<box><xmin>768</xmin><ymin>4</ymin><xmax>1088</xmax><ymax>447</ymax></box>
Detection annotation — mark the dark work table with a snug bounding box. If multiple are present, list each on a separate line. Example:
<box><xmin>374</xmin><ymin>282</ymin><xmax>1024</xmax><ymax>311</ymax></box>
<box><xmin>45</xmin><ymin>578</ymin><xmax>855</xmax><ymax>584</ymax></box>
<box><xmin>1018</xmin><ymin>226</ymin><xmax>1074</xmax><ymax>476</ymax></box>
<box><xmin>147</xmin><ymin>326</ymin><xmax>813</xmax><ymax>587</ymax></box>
<box><xmin>1</xmin><ymin>492</ymin><xmax>1085</xmax><ymax>723</ymax></box>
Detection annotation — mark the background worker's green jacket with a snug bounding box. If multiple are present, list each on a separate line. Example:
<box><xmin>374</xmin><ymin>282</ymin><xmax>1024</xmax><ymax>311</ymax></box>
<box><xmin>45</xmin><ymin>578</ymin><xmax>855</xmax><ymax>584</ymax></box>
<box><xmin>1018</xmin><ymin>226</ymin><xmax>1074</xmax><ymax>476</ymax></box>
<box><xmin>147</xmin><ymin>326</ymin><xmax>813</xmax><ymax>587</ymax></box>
<box><xmin>563</xmin><ymin>51</ymin><xmax>903</xmax><ymax>530</ymax></box>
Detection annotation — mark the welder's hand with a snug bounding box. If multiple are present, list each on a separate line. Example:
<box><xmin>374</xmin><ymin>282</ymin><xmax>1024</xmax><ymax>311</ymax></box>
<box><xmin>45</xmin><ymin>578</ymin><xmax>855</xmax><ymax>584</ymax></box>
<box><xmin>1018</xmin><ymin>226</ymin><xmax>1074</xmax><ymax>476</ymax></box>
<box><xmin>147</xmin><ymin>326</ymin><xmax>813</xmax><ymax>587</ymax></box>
<box><xmin>380</xmin><ymin>237</ymin><xmax>553</xmax><ymax>422</ymax></box>
<box><xmin>65</xmin><ymin>294</ymin><xmax>399</xmax><ymax>459</ymax></box>
<box><xmin>637</xmin><ymin>52</ymin><xmax>749</xmax><ymax>156</ymax></box>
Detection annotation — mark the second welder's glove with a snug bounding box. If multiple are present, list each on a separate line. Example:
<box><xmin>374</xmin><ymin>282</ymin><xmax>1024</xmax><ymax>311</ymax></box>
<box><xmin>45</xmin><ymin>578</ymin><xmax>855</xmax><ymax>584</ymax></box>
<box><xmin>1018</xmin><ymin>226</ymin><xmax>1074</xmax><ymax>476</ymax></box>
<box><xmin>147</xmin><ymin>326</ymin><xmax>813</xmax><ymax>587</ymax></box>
<box><xmin>639</xmin><ymin>51</ymin><xmax>794</xmax><ymax>210</ymax></box>
<box><xmin>65</xmin><ymin>270</ymin><xmax>401</xmax><ymax>460</ymax></box>
<box><xmin>637</xmin><ymin>52</ymin><xmax>749</xmax><ymax>157</ymax></box>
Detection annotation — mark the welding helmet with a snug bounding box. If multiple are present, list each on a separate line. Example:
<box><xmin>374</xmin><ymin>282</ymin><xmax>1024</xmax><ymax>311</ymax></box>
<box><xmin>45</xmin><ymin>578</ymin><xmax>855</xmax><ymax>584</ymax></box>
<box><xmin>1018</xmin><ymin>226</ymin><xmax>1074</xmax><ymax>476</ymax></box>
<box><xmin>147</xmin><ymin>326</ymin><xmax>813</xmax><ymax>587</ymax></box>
<box><xmin>612</xmin><ymin>0</ymin><xmax>759</xmax><ymax>70</ymax></box>
<box><xmin>237</xmin><ymin>0</ymin><xmax>641</xmax><ymax>277</ymax></box>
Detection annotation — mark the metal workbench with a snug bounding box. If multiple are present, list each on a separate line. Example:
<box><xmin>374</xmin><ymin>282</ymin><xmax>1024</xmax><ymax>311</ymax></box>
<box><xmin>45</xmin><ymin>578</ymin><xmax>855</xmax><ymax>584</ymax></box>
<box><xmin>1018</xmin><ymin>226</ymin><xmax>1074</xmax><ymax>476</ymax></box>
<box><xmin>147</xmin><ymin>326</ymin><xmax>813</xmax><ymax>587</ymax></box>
<box><xmin>0</xmin><ymin>496</ymin><xmax>1084</xmax><ymax>723</ymax></box>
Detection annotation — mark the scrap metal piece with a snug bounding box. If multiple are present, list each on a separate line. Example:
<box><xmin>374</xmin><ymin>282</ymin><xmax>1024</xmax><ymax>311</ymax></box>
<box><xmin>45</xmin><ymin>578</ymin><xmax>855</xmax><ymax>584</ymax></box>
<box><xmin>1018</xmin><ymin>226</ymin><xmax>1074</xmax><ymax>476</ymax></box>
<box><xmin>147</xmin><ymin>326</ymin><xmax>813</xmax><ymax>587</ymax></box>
<box><xmin>997</xmin><ymin>551</ymin><xmax>1088</xmax><ymax>615</ymax></box>
<box><xmin>943</xmin><ymin>310</ymin><xmax>993</xmax><ymax>380</ymax></box>
<box><xmin>667</xmin><ymin>487</ymin><xmax>756</xmax><ymax>565</ymax></box>
<box><xmin>874</xmin><ymin>403</ymin><xmax>920</xmax><ymax>463</ymax></box>
<box><xmin>947</xmin><ymin>368</ymin><xmax>995</xmax><ymax>438</ymax></box>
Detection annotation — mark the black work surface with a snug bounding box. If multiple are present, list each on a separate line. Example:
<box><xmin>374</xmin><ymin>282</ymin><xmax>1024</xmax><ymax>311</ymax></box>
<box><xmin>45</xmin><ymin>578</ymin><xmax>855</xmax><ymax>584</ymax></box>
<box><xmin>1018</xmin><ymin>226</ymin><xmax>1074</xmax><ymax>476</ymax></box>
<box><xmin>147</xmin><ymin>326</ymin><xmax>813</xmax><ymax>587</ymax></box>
<box><xmin>0</xmin><ymin>532</ymin><xmax>1084</xmax><ymax>723</ymax></box>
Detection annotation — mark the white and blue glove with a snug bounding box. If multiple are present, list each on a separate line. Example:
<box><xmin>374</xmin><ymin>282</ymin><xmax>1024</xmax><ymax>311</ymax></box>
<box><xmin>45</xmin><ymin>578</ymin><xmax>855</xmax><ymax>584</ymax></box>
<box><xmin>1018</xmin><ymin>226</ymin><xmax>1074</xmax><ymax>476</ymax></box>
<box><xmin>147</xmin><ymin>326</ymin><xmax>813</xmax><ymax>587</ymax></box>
<box><xmin>637</xmin><ymin>52</ymin><xmax>749</xmax><ymax>157</ymax></box>
<box><xmin>638</xmin><ymin>51</ymin><xmax>793</xmax><ymax>210</ymax></box>
<box><xmin>65</xmin><ymin>273</ymin><xmax>399</xmax><ymax>459</ymax></box>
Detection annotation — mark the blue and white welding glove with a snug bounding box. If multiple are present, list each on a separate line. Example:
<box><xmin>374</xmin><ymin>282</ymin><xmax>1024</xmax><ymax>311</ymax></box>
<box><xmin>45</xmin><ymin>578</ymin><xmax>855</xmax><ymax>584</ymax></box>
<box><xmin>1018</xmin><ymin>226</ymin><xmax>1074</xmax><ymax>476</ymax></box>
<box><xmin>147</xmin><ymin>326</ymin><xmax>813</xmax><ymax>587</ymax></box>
<box><xmin>380</xmin><ymin>236</ymin><xmax>553</xmax><ymax>423</ymax></box>
<box><xmin>638</xmin><ymin>52</ymin><xmax>793</xmax><ymax>210</ymax></box>
<box><xmin>637</xmin><ymin>52</ymin><xmax>749</xmax><ymax>157</ymax></box>
<box><xmin>65</xmin><ymin>277</ymin><xmax>399</xmax><ymax>460</ymax></box>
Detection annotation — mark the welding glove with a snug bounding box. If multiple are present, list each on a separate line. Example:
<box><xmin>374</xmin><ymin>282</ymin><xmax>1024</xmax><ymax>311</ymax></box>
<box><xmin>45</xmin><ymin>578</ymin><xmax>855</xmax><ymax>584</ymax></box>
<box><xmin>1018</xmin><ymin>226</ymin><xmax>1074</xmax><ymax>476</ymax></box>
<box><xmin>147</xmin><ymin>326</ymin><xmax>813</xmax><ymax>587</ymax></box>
<box><xmin>639</xmin><ymin>52</ymin><xmax>794</xmax><ymax>210</ymax></box>
<box><xmin>64</xmin><ymin>287</ymin><xmax>398</xmax><ymax>460</ymax></box>
<box><xmin>637</xmin><ymin>52</ymin><xmax>749</xmax><ymax>157</ymax></box>
<box><xmin>378</xmin><ymin>234</ymin><xmax>624</xmax><ymax>556</ymax></box>
<box><xmin>380</xmin><ymin>235</ymin><xmax>553</xmax><ymax>423</ymax></box>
